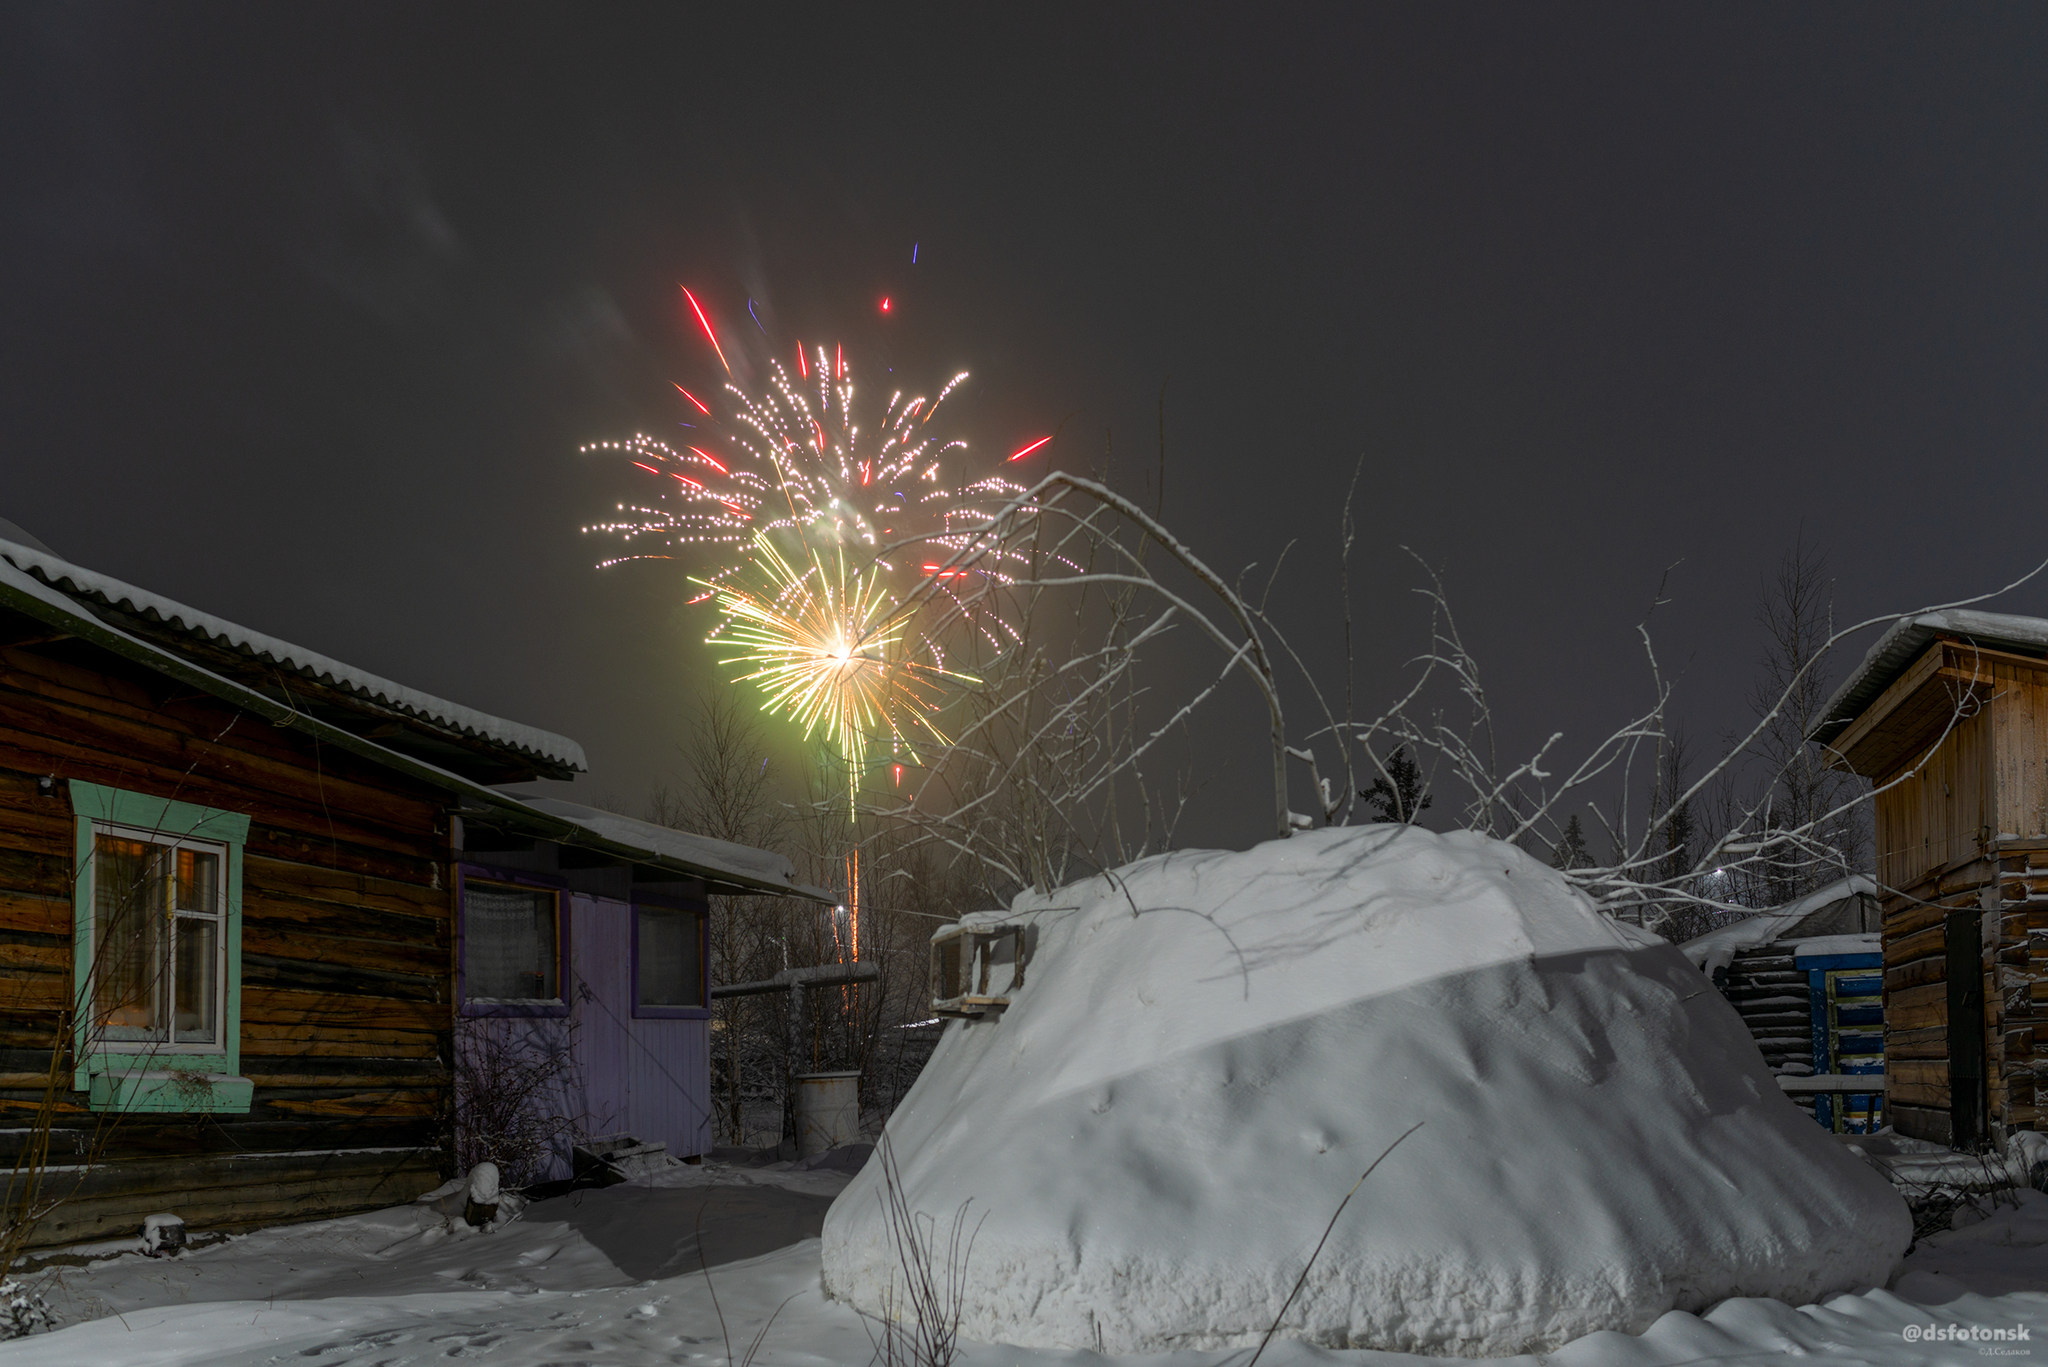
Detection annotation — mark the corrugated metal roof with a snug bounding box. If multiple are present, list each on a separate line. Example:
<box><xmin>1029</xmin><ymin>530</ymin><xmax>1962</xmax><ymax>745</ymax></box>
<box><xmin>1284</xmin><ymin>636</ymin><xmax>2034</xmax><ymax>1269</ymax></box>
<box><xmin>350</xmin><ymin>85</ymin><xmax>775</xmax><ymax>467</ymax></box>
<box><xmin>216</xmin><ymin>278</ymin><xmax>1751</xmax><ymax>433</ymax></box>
<box><xmin>0</xmin><ymin>535</ymin><xmax>585</xmax><ymax>774</ymax></box>
<box><xmin>1809</xmin><ymin>609</ymin><xmax>2048</xmax><ymax>749</ymax></box>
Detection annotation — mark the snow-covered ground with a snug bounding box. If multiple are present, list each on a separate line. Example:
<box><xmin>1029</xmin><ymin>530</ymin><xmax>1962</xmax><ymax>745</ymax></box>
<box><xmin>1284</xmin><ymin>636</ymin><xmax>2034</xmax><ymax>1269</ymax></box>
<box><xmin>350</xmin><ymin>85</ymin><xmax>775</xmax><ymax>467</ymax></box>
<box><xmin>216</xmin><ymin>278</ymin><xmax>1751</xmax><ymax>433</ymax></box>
<box><xmin>0</xmin><ymin>1160</ymin><xmax>2041</xmax><ymax>1367</ymax></box>
<box><xmin>6</xmin><ymin>828</ymin><xmax>2042</xmax><ymax>1364</ymax></box>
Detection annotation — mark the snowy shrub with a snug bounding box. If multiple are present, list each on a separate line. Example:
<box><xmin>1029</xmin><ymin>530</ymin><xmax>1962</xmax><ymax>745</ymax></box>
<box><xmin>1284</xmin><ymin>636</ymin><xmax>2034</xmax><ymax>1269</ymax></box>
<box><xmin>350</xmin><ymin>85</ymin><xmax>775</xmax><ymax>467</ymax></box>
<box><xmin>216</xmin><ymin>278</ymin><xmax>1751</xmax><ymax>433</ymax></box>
<box><xmin>452</xmin><ymin>1015</ymin><xmax>584</xmax><ymax>1188</ymax></box>
<box><xmin>1891</xmin><ymin>1149</ymin><xmax>2030</xmax><ymax>1245</ymax></box>
<box><xmin>0</xmin><ymin>1277</ymin><xmax>52</xmax><ymax>1339</ymax></box>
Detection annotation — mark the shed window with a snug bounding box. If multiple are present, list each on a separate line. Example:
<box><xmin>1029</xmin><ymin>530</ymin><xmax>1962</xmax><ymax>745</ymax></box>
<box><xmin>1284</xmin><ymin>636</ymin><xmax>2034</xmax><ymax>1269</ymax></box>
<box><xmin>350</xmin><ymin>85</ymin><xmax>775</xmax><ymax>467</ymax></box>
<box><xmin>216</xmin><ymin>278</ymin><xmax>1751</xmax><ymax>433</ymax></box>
<box><xmin>462</xmin><ymin>880</ymin><xmax>562</xmax><ymax>1004</ymax></box>
<box><xmin>635</xmin><ymin>904</ymin><xmax>705</xmax><ymax>1013</ymax></box>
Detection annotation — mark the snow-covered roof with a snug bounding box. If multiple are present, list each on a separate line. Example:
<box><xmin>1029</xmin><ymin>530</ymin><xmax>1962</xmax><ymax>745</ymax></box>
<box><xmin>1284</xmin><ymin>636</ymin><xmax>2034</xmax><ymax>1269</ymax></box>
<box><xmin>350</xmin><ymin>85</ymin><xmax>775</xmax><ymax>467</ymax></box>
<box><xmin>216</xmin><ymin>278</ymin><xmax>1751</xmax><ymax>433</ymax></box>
<box><xmin>0</xmin><ymin>517</ymin><xmax>56</xmax><ymax>556</ymax></box>
<box><xmin>1811</xmin><ymin>609</ymin><xmax>2048</xmax><ymax>748</ymax></box>
<box><xmin>510</xmin><ymin>796</ymin><xmax>834</xmax><ymax>903</ymax></box>
<box><xmin>0</xmin><ymin>549</ymin><xmax>562</xmax><ymax>811</ymax></box>
<box><xmin>0</xmin><ymin>535</ymin><xmax>584</xmax><ymax>775</ymax></box>
<box><xmin>1678</xmin><ymin>874</ymin><xmax>1877</xmax><ymax>973</ymax></box>
<box><xmin>1791</xmin><ymin>933</ymin><xmax>1881</xmax><ymax>961</ymax></box>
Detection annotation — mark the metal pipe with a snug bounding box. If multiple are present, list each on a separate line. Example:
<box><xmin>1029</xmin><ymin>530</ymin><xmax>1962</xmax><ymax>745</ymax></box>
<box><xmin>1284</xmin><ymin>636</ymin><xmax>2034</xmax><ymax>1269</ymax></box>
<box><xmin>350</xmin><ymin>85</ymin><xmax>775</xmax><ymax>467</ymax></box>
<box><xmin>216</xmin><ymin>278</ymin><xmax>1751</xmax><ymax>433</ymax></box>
<box><xmin>710</xmin><ymin>960</ymin><xmax>881</xmax><ymax>999</ymax></box>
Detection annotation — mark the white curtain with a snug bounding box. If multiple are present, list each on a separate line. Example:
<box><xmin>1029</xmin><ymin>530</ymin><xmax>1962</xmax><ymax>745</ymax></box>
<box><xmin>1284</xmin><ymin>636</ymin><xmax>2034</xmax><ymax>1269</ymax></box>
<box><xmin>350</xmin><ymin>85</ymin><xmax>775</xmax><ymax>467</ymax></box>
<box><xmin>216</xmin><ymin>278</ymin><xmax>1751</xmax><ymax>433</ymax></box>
<box><xmin>465</xmin><ymin>885</ymin><xmax>557</xmax><ymax>1001</ymax></box>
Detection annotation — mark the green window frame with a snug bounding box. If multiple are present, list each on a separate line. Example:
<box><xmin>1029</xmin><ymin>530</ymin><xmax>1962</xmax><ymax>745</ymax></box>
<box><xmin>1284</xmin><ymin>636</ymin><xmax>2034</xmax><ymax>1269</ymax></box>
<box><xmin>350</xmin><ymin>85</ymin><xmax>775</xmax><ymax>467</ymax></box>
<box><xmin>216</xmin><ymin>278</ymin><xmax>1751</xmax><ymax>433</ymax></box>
<box><xmin>70</xmin><ymin>781</ymin><xmax>253</xmax><ymax>1113</ymax></box>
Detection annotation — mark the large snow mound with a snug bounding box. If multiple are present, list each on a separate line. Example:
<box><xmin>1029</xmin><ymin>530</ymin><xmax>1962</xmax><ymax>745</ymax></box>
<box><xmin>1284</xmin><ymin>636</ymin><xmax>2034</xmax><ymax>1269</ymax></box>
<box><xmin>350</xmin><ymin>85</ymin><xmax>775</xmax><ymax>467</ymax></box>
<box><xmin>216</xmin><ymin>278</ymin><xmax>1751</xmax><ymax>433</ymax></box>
<box><xmin>822</xmin><ymin>826</ymin><xmax>1908</xmax><ymax>1356</ymax></box>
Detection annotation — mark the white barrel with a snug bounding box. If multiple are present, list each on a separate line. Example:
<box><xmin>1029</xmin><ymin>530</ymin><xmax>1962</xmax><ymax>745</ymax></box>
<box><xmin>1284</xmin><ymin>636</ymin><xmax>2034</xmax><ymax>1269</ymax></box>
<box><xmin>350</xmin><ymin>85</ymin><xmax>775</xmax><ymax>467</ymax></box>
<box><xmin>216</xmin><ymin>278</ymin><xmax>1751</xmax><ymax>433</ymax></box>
<box><xmin>794</xmin><ymin>1070</ymin><xmax>861</xmax><ymax>1158</ymax></box>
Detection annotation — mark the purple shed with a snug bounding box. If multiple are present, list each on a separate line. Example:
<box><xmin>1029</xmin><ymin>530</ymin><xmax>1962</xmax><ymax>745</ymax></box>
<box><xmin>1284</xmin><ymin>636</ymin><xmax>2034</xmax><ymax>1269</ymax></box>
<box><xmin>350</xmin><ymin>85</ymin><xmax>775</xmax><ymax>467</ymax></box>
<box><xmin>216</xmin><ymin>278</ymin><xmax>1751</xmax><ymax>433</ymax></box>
<box><xmin>451</xmin><ymin>794</ymin><xmax>830</xmax><ymax>1176</ymax></box>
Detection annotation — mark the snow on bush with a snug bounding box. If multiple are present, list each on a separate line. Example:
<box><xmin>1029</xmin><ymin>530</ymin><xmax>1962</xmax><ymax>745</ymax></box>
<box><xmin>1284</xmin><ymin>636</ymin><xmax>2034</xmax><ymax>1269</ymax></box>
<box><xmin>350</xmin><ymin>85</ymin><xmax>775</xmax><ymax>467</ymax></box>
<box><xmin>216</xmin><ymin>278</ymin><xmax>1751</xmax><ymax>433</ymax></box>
<box><xmin>821</xmin><ymin>825</ymin><xmax>1909</xmax><ymax>1356</ymax></box>
<box><xmin>453</xmin><ymin>1016</ymin><xmax>582</xmax><ymax>1187</ymax></box>
<box><xmin>0</xmin><ymin>1276</ymin><xmax>51</xmax><ymax>1339</ymax></box>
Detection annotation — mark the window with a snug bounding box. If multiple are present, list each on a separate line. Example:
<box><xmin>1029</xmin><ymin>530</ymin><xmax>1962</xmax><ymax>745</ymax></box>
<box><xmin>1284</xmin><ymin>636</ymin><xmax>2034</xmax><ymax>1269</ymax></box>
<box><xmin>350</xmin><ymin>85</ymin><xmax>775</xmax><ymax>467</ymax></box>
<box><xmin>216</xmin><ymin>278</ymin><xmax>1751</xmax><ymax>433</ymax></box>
<box><xmin>70</xmin><ymin>782</ymin><xmax>252</xmax><ymax>1113</ymax></box>
<box><xmin>458</xmin><ymin>868</ymin><xmax>567</xmax><ymax>1016</ymax></box>
<box><xmin>633</xmin><ymin>897</ymin><xmax>706</xmax><ymax>1018</ymax></box>
<box><xmin>91</xmin><ymin>830</ymin><xmax>226</xmax><ymax>1045</ymax></box>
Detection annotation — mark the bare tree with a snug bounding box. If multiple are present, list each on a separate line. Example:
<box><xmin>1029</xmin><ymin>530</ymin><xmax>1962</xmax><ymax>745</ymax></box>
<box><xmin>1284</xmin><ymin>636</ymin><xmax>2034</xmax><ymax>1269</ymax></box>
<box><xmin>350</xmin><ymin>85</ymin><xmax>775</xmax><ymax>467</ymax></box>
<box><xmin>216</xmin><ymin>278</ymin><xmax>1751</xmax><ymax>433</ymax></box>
<box><xmin>879</xmin><ymin>472</ymin><xmax>1286</xmax><ymax>901</ymax></box>
<box><xmin>653</xmin><ymin>690</ymin><xmax>786</xmax><ymax>850</ymax></box>
<box><xmin>864</xmin><ymin>466</ymin><xmax>2041</xmax><ymax>939</ymax></box>
<box><xmin>653</xmin><ymin>697</ymin><xmax>971</xmax><ymax>1147</ymax></box>
<box><xmin>452</xmin><ymin>1016</ymin><xmax>585</xmax><ymax>1187</ymax></box>
<box><xmin>1740</xmin><ymin>540</ymin><xmax>1870</xmax><ymax>902</ymax></box>
<box><xmin>652</xmin><ymin>693</ymin><xmax>792</xmax><ymax>1146</ymax></box>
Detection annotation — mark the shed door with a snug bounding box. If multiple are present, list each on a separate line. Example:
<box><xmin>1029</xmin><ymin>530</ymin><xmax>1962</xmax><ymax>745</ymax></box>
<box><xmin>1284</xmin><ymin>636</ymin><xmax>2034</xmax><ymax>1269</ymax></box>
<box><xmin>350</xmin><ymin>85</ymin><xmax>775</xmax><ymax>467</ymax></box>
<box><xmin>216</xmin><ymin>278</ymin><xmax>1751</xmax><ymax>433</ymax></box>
<box><xmin>1945</xmin><ymin>909</ymin><xmax>1987</xmax><ymax>1150</ymax></box>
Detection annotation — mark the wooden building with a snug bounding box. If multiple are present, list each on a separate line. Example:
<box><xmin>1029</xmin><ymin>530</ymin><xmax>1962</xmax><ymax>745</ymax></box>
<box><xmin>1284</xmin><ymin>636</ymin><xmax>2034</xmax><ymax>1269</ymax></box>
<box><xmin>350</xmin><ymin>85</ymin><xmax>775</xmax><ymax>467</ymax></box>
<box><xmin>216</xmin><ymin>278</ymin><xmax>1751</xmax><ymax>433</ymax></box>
<box><xmin>1682</xmin><ymin>877</ymin><xmax>1884</xmax><ymax>1132</ymax></box>
<box><xmin>0</xmin><ymin>530</ymin><xmax>822</xmax><ymax>1250</ymax></box>
<box><xmin>447</xmin><ymin>794</ymin><xmax>830</xmax><ymax>1179</ymax></box>
<box><xmin>1812</xmin><ymin>610</ymin><xmax>2048</xmax><ymax>1149</ymax></box>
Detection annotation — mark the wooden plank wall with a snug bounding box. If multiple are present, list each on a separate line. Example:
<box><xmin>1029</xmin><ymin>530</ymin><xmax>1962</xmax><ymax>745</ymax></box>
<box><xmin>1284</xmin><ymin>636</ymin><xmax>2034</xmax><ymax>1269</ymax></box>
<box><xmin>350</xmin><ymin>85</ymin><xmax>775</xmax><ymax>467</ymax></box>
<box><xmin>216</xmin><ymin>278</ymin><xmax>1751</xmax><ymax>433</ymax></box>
<box><xmin>1873</xmin><ymin>703</ymin><xmax>1991</xmax><ymax>895</ymax></box>
<box><xmin>0</xmin><ymin>638</ymin><xmax>453</xmax><ymax>1247</ymax></box>
<box><xmin>1878</xmin><ymin>880</ymin><xmax>1979</xmax><ymax>1143</ymax></box>
<box><xmin>1874</xmin><ymin>692</ymin><xmax>1992</xmax><ymax>1144</ymax></box>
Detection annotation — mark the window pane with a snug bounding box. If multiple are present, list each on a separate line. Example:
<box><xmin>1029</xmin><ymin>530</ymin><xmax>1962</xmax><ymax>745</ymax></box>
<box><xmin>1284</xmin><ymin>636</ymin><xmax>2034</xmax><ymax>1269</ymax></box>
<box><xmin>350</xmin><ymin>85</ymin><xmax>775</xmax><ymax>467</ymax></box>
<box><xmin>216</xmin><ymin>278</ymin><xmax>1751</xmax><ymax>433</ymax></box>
<box><xmin>174</xmin><ymin>848</ymin><xmax>219</xmax><ymax>913</ymax></box>
<box><xmin>174</xmin><ymin>915</ymin><xmax>218</xmax><ymax>1043</ymax></box>
<box><xmin>93</xmin><ymin>835</ymin><xmax>165</xmax><ymax>1041</ymax></box>
<box><xmin>463</xmin><ymin>884</ymin><xmax>558</xmax><ymax>1001</ymax></box>
<box><xmin>637</xmin><ymin>905</ymin><xmax>702</xmax><ymax>1007</ymax></box>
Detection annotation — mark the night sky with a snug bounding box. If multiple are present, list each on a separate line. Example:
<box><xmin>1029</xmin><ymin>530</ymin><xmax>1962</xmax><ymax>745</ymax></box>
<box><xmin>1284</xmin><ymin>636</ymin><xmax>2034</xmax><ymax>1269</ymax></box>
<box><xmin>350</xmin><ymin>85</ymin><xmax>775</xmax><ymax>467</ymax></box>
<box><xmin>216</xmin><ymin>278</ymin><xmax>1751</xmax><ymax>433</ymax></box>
<box><xmin>6</xmin><ymin>7</ymin><xmax>2048</xmax><ymax>848</ymax></box>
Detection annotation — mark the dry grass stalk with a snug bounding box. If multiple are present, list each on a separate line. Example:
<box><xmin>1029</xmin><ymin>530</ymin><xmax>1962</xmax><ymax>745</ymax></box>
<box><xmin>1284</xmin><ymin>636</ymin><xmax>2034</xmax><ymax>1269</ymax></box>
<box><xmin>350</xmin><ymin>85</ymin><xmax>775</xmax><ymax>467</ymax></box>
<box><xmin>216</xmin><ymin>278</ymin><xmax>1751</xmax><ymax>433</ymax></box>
<box><xmin>865</xmin><ymin>1134</ymin><xmax>982</xmax><ymax>1367</ymax></box>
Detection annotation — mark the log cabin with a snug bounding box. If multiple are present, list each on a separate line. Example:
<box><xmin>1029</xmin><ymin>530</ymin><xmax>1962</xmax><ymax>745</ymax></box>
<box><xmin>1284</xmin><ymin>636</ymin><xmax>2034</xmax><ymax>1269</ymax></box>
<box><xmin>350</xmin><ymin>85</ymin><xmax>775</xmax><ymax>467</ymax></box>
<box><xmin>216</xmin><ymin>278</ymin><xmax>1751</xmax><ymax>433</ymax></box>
<box><xmin>1682</xmin><ymin>876</ymin><xmax>1884</xmax><ymax>1132</ymax></box>
<box><xmin>0</xmin><ymin>528</ymin><xmax>824</xmax><ymax>1250</ymax></box>
<box><xmin>1812</xmin><ymin>609</ymin><xmax>2048</xmax><ymax>1150</ymax></box>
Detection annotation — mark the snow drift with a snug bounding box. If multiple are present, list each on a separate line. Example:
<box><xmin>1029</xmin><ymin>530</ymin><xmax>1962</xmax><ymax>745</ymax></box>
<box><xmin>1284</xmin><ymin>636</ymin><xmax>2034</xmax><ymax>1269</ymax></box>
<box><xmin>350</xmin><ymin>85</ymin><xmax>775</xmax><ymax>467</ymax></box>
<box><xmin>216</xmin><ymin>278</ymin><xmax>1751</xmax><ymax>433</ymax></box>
<box><xmin>821</xmin><ymin>826</ymin><xmax>1908</xmax><ymax>1355</ymax></box>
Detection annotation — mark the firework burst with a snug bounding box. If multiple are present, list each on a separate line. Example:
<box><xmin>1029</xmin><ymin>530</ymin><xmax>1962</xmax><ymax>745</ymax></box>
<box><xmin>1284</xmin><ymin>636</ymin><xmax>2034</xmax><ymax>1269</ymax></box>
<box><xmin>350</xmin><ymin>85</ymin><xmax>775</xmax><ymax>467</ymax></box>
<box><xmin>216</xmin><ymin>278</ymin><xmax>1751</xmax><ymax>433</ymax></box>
<box><xmin>696</xmin><ymin>535</ymin><xmax>967</xmax><ymax>807</ymax></box>
<box><xmin>583</xmin><ymin>334</ymin><xmax>1053</xmax><ymax>613</ymax></box>
<box><xmin>583</xmin><ymin>291</ymin><xmax>1054</xmax><ymax>803</ymax></box>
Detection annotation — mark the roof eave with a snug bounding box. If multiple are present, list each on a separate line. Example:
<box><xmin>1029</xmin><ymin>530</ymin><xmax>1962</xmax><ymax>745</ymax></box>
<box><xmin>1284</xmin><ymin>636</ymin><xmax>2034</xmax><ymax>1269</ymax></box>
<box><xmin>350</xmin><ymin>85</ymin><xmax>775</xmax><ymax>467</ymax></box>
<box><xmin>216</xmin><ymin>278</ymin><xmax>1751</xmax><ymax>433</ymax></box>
<box><xmin>0</xmin><ymin>538</ymin><xmax>586</xmax><ymax>775</ymax></box>
<box><xmin>0</xmin><ymin>559</ymin><xmax>833</xmax><ymax>904</ymax></box>
<box><xmin>1811</xmin><ymin>610</ymin><xmax>2048</xmax><ymax>749</ymax></box>
<box><xmin>0</xmin><ymin>565</ymin><xmax>574</xmax><ymax>831</ymax></box>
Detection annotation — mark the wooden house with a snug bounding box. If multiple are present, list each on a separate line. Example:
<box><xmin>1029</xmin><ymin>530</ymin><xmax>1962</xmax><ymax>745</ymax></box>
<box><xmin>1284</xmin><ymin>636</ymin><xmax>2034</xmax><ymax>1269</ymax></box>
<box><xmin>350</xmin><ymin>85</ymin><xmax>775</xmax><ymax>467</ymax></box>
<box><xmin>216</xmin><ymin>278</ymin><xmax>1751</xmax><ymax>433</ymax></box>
<box><xmin>1812</xmin><ymin>609</ymin><xmax>2048</xmax><ymax>1150</ymax></box>
<box><xmin>0</xmin><ymin>529</ymin><xmax>823</xmax><ymax>1250</ymax></box>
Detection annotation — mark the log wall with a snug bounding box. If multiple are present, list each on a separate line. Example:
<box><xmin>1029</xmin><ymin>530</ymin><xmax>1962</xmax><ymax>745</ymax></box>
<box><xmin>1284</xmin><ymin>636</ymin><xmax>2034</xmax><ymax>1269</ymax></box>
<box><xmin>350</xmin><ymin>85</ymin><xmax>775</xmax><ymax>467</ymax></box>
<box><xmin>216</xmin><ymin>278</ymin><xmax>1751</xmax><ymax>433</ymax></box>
<box><xmin>1877</xmin><ymin>856</ymin><xmax>1989</xmax><ymax>1144</ymax></box>
<box><xmin>0</xmin><ymin>636</ymin><xmax>452</xmax><ymax>1248</ymax></box>
<box><xmin>1717</xmin><ymin>945</ymin><xmax>1819</xmax><ymax>1121</ymax></box>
